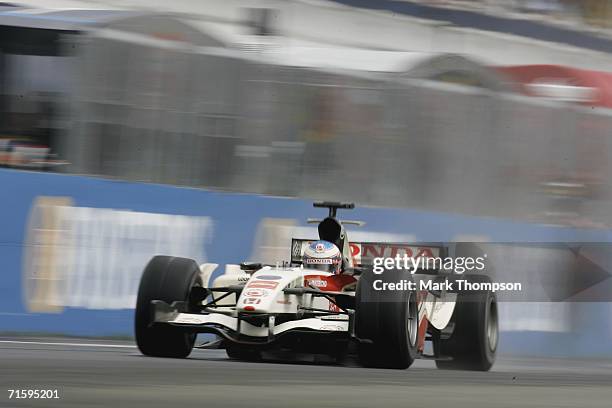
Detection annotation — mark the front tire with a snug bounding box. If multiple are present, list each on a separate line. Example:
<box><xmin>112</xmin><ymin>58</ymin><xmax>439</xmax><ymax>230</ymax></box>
<box><xmin>355</xmin><ymin>268</ymin><xmax>418</xmax><ymax>369</ymax></box>
<box><xmin>435</xmin><ymin>274</ymin><xmax>498</xmax><ymax>371</ymax></box>
<box><xmin>135</xmin><ymin>256</ymin><xmax>201</xmax><ymax>358</ymax></box>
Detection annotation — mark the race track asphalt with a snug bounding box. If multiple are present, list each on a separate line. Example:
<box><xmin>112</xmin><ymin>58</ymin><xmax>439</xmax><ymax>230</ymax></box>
<box><xmin>1</xmin><ymin>337</ymin><xmax>611</xmax><ymax>408</ymax></box>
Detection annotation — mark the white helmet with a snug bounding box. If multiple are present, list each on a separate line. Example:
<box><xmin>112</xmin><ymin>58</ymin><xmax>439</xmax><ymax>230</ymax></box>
<box><xmin>303</xmin><ymin>240</ymin><xmax>342</xmax><ymax>274</ymax></box>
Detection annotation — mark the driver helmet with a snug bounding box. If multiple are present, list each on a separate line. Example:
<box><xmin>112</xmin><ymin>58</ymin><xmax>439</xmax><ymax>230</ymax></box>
<box><xmin>303</xmin><ymin>240</ymin><xmax>342</xmax><ymax>274</ymax></box>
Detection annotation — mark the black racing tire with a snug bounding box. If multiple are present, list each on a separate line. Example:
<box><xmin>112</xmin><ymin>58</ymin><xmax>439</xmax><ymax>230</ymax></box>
<box><xmin>225</xmin><ymin>344</ymin><xmax>262</xmax><ymax>362</ymax></box>
<box><xmin>355</xmin><ymin>268</ymin><xmax>418</xmax><ymax>369</ymax></box>
<box><xmin>435</xmin><ymin>274</ymin><xmax>498</xmax><ymax>371</ymax></box>
<box><xmin>135</xmin><ymin>255</ymin><xmax>202</xmax><ymax>358</ymax></box>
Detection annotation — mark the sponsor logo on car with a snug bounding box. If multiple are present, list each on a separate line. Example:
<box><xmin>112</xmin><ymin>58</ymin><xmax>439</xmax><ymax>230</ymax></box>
<box><xmin>320</xmin><ymin>324</ymin><xmax>345</xmax><ymax>331</ymax></box>
<box><xmin>247</xmin><ymin>280</ymin><xmax>279</xmax><ymax>290</ymax></box>
<box><xmin>256</xmin><ymin>275</ymin><xmax>282</xmax><ymax>280</ymax></box>
<box><xmin>244</xmin><ymin>288</ymin><xmax>269</xmax><ymax>297</ymax></box>
<box><xmin>350</xmin><ymin>244</ymin><xmax>438</xmax><ymax>261</ymax></box>
<box><xmin>304</xmin><ymin>258</ymin><xmax>333</xmax><ymax>264</ymax></box>
<box><xmin>292</xmin><ymin>241</ymin><xmax>302</xmax><ymax>258</ymax></box>
<box><xmin>173</xmin><ymin>315</ymin><xmax>207</xmax><ymax>324</ymax></box>
<box><xmin>307</xmin><ymin>279</ymin><xmax>328</xmax><ymax>288</ymax></box>
<box><xmin>292</xmin><ymin>239</ymin><xmax>440</xmax><ymax>267</ymax></box>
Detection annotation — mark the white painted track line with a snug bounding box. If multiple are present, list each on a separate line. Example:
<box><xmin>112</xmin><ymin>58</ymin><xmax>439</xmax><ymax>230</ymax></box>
<box><xmin>0</xmin><ymin>340</ymin><xmax>136</xmax><ymax>348</ymax></box>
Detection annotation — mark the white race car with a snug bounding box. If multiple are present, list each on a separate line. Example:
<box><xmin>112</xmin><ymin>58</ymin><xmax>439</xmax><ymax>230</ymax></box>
<box><xmin>135</xmin><ymin>202</ymin><xmax>498</xmax><ymax>370</ymax></box>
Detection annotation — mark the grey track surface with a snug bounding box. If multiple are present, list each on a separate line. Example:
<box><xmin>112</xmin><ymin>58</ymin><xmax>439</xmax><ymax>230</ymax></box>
<box><xmin>1</xmin><ymin>337</ymin><xmax>611</xmax><ymax>408</ymax></box>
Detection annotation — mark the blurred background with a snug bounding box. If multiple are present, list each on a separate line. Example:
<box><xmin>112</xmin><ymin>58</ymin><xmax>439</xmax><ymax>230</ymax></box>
<box><xmin>1</xmin><ymin>0</ymin><xmax>612</xmax><ymax>357</ymax></box>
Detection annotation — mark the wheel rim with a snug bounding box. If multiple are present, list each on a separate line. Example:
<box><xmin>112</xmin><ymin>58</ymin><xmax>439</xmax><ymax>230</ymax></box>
<box><xmin>487</xmin><ymin>298</ymin><xmax>499</xmax><ymax>351</ymax></box>
<box><xmin>406</xmin><ymin>293</ymin><xmax>418</xmax><ymax>347</ymax></box>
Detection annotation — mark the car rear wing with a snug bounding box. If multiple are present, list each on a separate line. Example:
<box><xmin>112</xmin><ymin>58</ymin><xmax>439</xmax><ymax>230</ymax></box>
<box><xmin>291</xmin><ymin>238</ymin><xmax>447</xmax><ymax>268</ymax></box>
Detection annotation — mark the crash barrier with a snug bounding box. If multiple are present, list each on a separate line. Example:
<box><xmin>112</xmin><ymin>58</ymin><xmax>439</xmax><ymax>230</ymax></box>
<box><xmin>58</xmin><ymin>32</ymin><xmax>612</xmax><ymax>228</ymax></box>
<box><xmin>1</xmin><ymin>168</ymin><xmax>611</xmax><ymax>355</ymax></box>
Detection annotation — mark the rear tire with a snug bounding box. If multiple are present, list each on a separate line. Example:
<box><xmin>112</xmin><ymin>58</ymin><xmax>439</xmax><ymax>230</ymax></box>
<box><xmin>135</xmin><ymin>255</ymin><xmax>201</xmax><ymax>358</ymax></box>
<box><xmin>355</xmin><ymin>268</ymin><xmax>418</xmax><ymax>369</ymax></box>
<box><xmin>435</xmin><ymin>274</ymin><xmax>498</xmax><ymax>371</ymax></box>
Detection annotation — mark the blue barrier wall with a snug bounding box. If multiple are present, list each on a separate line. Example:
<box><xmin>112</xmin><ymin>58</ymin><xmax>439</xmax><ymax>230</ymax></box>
<box><xmin>1</xmin><ymin>168</ymin><xmax>611</xmax><ymax>355</ymax></box>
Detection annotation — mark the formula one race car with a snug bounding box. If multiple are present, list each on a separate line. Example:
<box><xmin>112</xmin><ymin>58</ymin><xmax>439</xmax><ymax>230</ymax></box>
<box><xmin>135</xmin><ymin>202</ymin><xmax>498</xmax><ymax>370</ymax></box>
